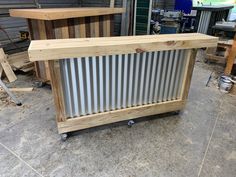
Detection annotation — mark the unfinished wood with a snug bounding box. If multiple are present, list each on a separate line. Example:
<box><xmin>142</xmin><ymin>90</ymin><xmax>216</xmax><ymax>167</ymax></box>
<box><xmin>225</xmin><ymin>34</ymin><xmax>236</xmax><ymax>75</ymax></box>
<box><xmin>0</xmin><ymin>48</ymin><xmax>17</xmax><ymax>82</ymax></box>
<box><xmin>181</xmin><ymin>49</ymin><xmax>197</xmax><ymax>100</ymax></box>
<box><xmin>10</xmin><ymin>8</ymin><xmax>125</xmax><ymax>20</ymax></box>
<box><xmin>28</xmin><ymin>33</ymin><xmax>218</xmax><ymax>61</ymax></box>
<box><xmin>102</xmin><ymin>15</ymin><xmax>111</xmax><ymax>37</ymax></box>
<box><xmin>48</xmin><ymin>19</ymin><xmax>70</xmax><ymax>122</ymax></box>
<box><xmin>205</xmin><ymin>54</ymin><xmax>226</xmax><ymax>64</ymax></box>
<box><xmin>28</xmin><ymin>19</ymin><xmax>40</xmax><ymax>78</ymax></box>
<box><xmin>48</xmin><ymin>60</ymin><xmax>66</xmax><ymax>122</ymax></box>
<box><xmin>58</xmin><ymin>100</ymin><xmax>185</xmax><ymax>133</ymax></box>
<box><xmin>37</xmin><ymin>20</ymin><xmax>51</xmax><ymax>81</ymax></box>
<box><xmin>0</xmin><ymin>87</ymin><xmax>33</xmax><ymax>92</ymax></box>
<box><xmin>110</xmin><ymin>0</ymin><xmax>115</xmax><ymax>7</ymax></box>
<box><xmin>0</xmin><ymin>64</ymin><xmax>3</xmax><ymax>78</ymax></box>
<box><xmin>90</xmin><ymin>16</ymin><xmax>100</xmax><ymax>37</ymax></box>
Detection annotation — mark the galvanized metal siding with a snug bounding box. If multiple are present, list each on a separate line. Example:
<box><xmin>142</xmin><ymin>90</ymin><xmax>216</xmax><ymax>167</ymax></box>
<box><xmin>60</xmin><ymin>49</ymin><xmax>189</xmax><ymax>118</ymax></box>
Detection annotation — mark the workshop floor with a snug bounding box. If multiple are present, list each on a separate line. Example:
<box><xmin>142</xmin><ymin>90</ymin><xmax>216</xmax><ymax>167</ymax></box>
<box><xmin>0</xmin><ymin>51</ymin><xmax>236</xmax><ymax>177</ymax></box>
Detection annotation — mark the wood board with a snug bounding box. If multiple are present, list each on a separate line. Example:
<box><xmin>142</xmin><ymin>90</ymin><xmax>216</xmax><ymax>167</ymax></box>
<box><xmin>28</xmin><ymin>33</ymin><xmax>218</xmax><ymax>61</ymax></box>
<box><xmin>10</xmin><ymin>8</ymin><xmax>125</xmax><ymax>20</ymax></box>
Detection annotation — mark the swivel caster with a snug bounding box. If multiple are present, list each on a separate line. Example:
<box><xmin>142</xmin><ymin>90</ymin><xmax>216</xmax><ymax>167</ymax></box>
<box><xmin>33</xmin><ymin>81</ymin><xmax>45</xmax><ymax>88</ymax></box>
<box><xmin>173</xmin><ymin>110</ymin><xmax>181</xmax><ymax>115</ymax></box>
<box><xmin>127</xmin><ymin>120</ymin><xmax>135</xmax><ymax>127</ymax></box>
<box><xmin>60</xmin><ymin>133</ymin><xmax>68</xmax><ymax>141</ymax></box>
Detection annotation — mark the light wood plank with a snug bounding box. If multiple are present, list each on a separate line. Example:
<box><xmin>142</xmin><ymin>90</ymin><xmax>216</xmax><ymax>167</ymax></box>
<box><xmin>90</xmin><ymin>16</ymin><xmax>100</xmax><ymax>37</ymax></box>
<box><xmin>48</xmin><ymin>19</ymin><xmax>70</xmax><ymax>122</ymax></box>
<box><xmin>181</xmin><ymin>49</ymin><xmax>197</xmax><ymax>100</ymax></box>
<box><xmin>225</xmin><ymin>34</ymin><xmax>236</xmax><ymax>75</ymax></box>
<box><xmin>58</xmin><ymin>100</ymin><xmax>186</xmax><ymax>133</ymax></box>
<box><xmin>0</xmin><ymin>48</ymin><xmax>17</xmax><ymax>82</ymax></box>
<box><xmin>37</xmin><ymin>20</ymin><xmax>51</xmax><ymax>81</ymax></box>
<box><xmin>102</xmin><ymin>15</ymin><xmax>111</xmax><ymax>37</ymax></box>
<box><xmin>0</xmin><ymin>87</ymin><xmax>33</xmax><ymax>92</ymax></box>
<box><xmin>28</xmin><ymin>33</ymin><xmax>218</xmax><ymax>61</ymax></box>
<box><xmin>0</xmin><ymin>64</ymin><xmax>3</xmax><ymax>78</ymax></box>
<box><xmin>110</xmin><ymin>0</ymin><xmax>115</xmax><ymax>7</ymax></box>
<box><xmin>78</xmin><ymin>18</ymin><xmax>86</xmax><ymax>38</ymax></box>
<box><xmin>10</xmin><ymin>8</ymin><xmax>125</xmax><ymax>20</ymax></box>
<box><xmin>48</xmin><ymin>60</ymin><xmax>66</xmax><ymax>122</ymax></box>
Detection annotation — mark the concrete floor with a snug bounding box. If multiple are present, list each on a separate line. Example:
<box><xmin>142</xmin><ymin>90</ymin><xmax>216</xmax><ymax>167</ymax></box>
<box><xmin>0</xmin><ymin>52</ymin><xmax>236</xmax><ymax>177</ymax></box>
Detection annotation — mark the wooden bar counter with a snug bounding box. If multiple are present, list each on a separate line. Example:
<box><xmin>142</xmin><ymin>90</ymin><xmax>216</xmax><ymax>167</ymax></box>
<box><xmin>10</xmin><ymin>8</ymin><xmax>124</xmax><ymax>82</ymax></box>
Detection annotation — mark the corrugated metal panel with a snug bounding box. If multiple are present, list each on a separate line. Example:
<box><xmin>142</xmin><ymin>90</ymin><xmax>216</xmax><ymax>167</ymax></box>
<box><xmin>60</xmin><ymin>49</ymin><xmax>189</xmax><ymax>118</ymax></box>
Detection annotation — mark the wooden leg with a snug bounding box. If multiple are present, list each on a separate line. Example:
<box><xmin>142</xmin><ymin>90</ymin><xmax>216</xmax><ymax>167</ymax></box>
<box><xmin>225</xmin><ymin>34</ymin><xmax>236</xmax><ymax>75</ymax></box>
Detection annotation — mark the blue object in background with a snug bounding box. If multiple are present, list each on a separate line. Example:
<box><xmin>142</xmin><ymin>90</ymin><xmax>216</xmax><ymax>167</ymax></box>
<box><xmin>160</xmin><ymin>25</ymin><xmax>178</xmax><ymax>34</ymax></box>
<box><xmin>175</xmin><ymin>0</ymin><xmax>193</xmax><ymax>14</ymax></box>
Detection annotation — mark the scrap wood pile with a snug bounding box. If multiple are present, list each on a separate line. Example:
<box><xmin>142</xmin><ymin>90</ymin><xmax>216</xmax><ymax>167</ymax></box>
<box><xmin>0</xmin><ymin>48</ymin><xmax>34</xmax><ymax>82</ymax></box>
<box><xmin>7</xmin><ymin>51</ymin><xmax>34</xmax><ymax>73</ymax></box>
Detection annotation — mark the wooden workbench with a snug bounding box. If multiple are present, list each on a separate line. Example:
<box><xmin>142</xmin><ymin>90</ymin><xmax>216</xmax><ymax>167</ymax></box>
<box><xmin>10</xmin><ymin>8</ymin><xmax>124</xmax><ymax>82</ymax></box>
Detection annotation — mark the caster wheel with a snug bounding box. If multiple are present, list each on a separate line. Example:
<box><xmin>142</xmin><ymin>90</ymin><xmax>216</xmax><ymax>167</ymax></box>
<box><xmin>60</xmin><ymin>133</ymin><xmax>68</xmax><ymax>141</ymax></box>
<box><xmin>33</xmin><ymin>81</ymin><xmax>45</xmax><ymax>88</ymax></box>
<box><xmin>174</xmin><ymin>110</ymin><xmax>181</xmax><ymax>115</ymax></box>
<box><xmin>128</xmin><ymin>120</ymin><xmax>135</xmax><ymax>127</ymax></box>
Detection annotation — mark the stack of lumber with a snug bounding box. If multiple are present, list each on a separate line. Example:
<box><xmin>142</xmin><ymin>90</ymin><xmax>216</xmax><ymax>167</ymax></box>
<box><xmin>7</xmin><ymin>51</ymin><xmax>34</xmax><ymax>72</ymax></box>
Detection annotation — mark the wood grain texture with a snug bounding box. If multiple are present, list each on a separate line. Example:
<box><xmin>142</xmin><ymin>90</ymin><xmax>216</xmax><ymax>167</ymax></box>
<box><xmin>47</xmin><ymin>19</ymin><xmax>71</xmax><ymax>122</ymax></box>
<box><xmin>0</xmin><ymin>87</ymin><xmax>33</xmax><ymax>92</ymax></box>
<box><xmin>181</xmin><ymin>49</ymin><xmax>197</xmax><ymax>100</ymax></box>
<box><xmin>0</xmin><ymin>48</ymin><xmax>17</xmax><ymax>82</ymax></box>
<box><xmin>90</xmin><ymin>16</ymin><xmax>100</xmax><ymax>37</ymax></box>
<box><xmin>102</xmin><ymin>15</ymin><xmax>111</xmax><ymax>37</ymax></box>
<box><xmin>37</xmin><ymin>20</ymin><xmax>51</xmax><ymax>81</ymax></box>
<box><xmin>58</xmin><ymin>100</ymin><xmax>186</xmax><ymax>133</ymax></box>
<box><xmin>10</xmin><ymin>8</ymin><xmax>125</xmax><ymax>20</ymax></box>
<box><xmin>225</xmin><ymin>34</ymin><xmax>236</xmax><ymax>75</ymax></box>
<box><xmin>28</xmin><ymin>33</ymin><xmax>218</xmax><ymax>61</ymax></box>
<box><xmin>48</xmin><ymin>60</ymin><xmax>66</xmax><ymax>122</ymax></box>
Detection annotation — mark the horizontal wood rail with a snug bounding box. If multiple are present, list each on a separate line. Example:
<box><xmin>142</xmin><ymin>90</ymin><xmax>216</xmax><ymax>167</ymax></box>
<box><xmin>28</xmin><ymin>33</ymin><xmax>218</xmax><ymax>61</ymax></box>
<box><xmin>10</xmin><ymin>8</ymin><xmax>125</xmax><ymax>20</ymax></box>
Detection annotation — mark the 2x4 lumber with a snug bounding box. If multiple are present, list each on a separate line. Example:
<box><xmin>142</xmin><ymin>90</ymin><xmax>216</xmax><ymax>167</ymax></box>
<box><xmin>90</xmin><ymin>16</ymin><xmax>100</xmax><ymax>37</ymax></box>
<box><xmin>0</xmin><ymin>87</ymin><xmax>33</xmax><ymax>92</ymax></box>
<box><xmin>181</xmin><ymin>49</ymin><xmax>197</xmax><ymax>100</ymax></box>
<box><xmin>0</xmin><ymin>64</ymin><xmax>3</xmax><ymax>78</ymax></box>
<box><xmin>37</xmin><ymin>20</ymin><xmax>51</xmax><ymax>81</ymax></box>
<box><xmin>102</xmin><ymin>15</ymin><xmax>111</xmax><ymax>37</ymax></box>
<box><xmin>48</xmin><ymin>19</ymin><xmax>70</xmax><ymax>122</ymax></box>
<box><xmin>58</xmin><ymin>100</ymin><xmax>185</xmax><ymax>133</ymax></box>
<box><xmin>110</xmin><ymin>0</ymin><xmax>115</xmax><ymax>8</ymax></box>
<box><xmin>225</xmin><ymin>34</ymin><xmax>236</xmax><ymax>75</ymax></box>
<box><xmin>0</xmin><ymin>48</ymin><xmax>17</xmax><ymax>82</ymax></box>
<box><xmin>28</xmin><ymin>33</ymin><xmax>218</xmax><ymax>61</ymax></box>
<box><xmin>10</xmin><ymin>8</ymin><xmax>125</xmax><ymax>20</ymax></box>
<box><xmin>74</xmin><ymin>18</ymin><xmax>86</xmax><ymax>38</ymax></box>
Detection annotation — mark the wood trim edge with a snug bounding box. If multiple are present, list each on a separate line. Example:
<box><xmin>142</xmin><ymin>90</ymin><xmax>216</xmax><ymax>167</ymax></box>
<box><xmin>57</xmin><ymin>100</ymin><xmax>186</xmax><ymax>133</ymax></box>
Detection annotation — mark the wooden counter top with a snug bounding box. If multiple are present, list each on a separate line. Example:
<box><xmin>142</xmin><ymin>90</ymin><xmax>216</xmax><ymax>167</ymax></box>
<box><xmin>10</xmin><ymin>8</ymin><xmax>125</xmax><ymax>20</ymax></box>
<box><xmin>28</xmin><ymin>33</ymin><xmax>218</xmax><ymax>61</ymax></box>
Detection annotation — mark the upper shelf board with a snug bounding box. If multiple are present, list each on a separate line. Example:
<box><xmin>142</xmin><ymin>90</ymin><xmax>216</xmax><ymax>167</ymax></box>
<box><xmin>10</xmin><ymin>8</ymin><xmax>125</xmax><ymax>20</ymax></box>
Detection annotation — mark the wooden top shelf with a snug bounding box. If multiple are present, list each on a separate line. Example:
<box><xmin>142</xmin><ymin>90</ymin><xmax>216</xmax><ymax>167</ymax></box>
<box><xmin>9</xmin><ymin>8</ymin><xmax>125</xmax><ymax>20</ymax></box>
<box><xmin>28</xmin><ymin>33</ymin><xmax>218</xmax><ymax>61</ymax></box>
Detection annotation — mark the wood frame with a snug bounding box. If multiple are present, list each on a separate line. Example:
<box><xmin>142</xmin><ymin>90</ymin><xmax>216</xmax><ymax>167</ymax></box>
<box><xmin>28</xmin><ymin>34</ymin><xmax>217</xmax><ymax>134</ymax></box>
<box><xmin>10</xmin><ymin>7</ymin><xmax>124</xmax><ymax>82</ymax></box>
